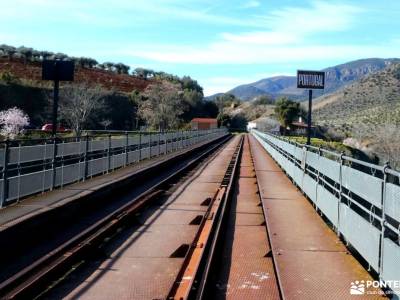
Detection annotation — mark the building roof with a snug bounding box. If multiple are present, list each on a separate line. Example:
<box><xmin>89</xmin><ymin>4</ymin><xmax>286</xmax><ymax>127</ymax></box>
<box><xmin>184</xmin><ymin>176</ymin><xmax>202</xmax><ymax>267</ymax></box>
<box><xmin>291</xmin><ymin>122</ymin><xmax>315</xmax><ymax>128</ymax></box>
<box><xmin>191</xmin><ymin>118</ymin><xmax>218</xmax><ymax>123</ymax></box>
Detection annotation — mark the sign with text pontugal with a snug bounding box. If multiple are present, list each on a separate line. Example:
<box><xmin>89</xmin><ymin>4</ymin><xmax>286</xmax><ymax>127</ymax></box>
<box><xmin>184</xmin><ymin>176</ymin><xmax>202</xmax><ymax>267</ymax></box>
<box><xmin>297</xmin><ymin>70</ymin><xmax>325</xmax><ymax>89</ymax></box>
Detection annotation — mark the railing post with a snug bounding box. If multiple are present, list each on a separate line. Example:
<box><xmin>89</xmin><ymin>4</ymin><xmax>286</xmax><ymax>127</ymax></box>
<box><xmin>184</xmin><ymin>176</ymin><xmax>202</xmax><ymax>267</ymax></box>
<box><xmin>165</xmin><ymin>131</ymin><xmax>168</xmax><ymax>154</ymax></box>
<box><xmin>316</xmin><ymin>147</ymin><xmax>321</xmax><ymax>210</ymax></box>
<box><xmin>1</xmin><ymin>140</ymin><xmax>9</xmax><ymax>208</ymax></box>
<box><xmin>125</xmin><ymin>131</ymin><xmax>129</xmax><ymax>166</ymax></box>
<box><xmin>61</xmin><ymin>140</ymin><xmax>65</xmax><ymax>187</ymax></box>
<box><xmin>139</xmin><ymin>131</ymin><xmax>142</xmax><ymax>161</ymax></box>
<box><xmin>379</xmin><ymin>162</ymin><xmax>390</xmax><ymax>278</ymax></box>
<box><xmin>181</xmin><ymin>130</ymin><xmax>183</xmax><ymax>148</ymax></box>
<box><xmin>51</xmin><ymin>136</ymin><xmax>57</xmax><ymax>190</ymax></box>
<box><xmin>17</xmin><ymin>142</ymin><xmax>21</xmax><ymax>201</ymax></box>
<box><xmin>175</xmin><ymin>131</ymin><xmax>178</xmax><ymax>151</ymax></box>
<box><xmin>337</xmin><ymin>152</ymin><xmax>345</xmax><ymax>236</ymax></box>
<box><xmin>107</xmin><ymin>134</ymin><xmax>111</xmax><ymax>173</ymax></box>
<box><xmin>158</xmin><ymin>130</ymin><xmax>161</xmax><ymax>156</ymax></box>
<box><xmin>83</xmin><ymin>133</ymin><xmax>89</xmax><ymax>180</ymax></box>
<box><xmin>149</xmin><ymin>132</ymin><xmax>152</xmax><ymax>157</ymax></box>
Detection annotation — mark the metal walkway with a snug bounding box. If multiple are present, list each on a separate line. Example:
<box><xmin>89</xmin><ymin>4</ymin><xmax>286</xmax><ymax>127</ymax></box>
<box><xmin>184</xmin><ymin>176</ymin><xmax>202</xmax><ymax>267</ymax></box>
<box><xmin>249</xmin><ymin>134</ymin><xmax>384</xmax><ymax>299</ymax></box>
<box><xmin>211</xmin><ymin>135</ymin><xmax>280</xmax><ymax>299</ymax></box>
<box><xmin>40</xmin><ymin>136</ymin><xmax>242</xmax><ymax>299</ymax></box>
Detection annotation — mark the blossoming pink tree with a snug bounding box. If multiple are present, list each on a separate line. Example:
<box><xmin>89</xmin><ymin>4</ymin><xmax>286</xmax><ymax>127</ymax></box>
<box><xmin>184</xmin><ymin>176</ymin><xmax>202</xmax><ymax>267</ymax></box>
<box><xmin>0</xmin><ymin>107</ymin><xmax>30</xmax><ymax>139</ymax></box>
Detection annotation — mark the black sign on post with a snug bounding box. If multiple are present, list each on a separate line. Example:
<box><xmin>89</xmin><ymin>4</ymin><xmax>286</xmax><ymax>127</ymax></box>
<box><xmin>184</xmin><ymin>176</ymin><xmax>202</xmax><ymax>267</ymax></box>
<box><xmin>297</xmin><ymin>70</ymin><xmax>325</xmax><ymax>89</ymax></box>
<box><xmin>42</xmin><ymin>60</ymin><xmax>74</xmax><ymax>136</ymax></box>
<box><xmin>297</xmin><ymin>70</ymin><xmax>325</xmax><ymax>145</ymax></box>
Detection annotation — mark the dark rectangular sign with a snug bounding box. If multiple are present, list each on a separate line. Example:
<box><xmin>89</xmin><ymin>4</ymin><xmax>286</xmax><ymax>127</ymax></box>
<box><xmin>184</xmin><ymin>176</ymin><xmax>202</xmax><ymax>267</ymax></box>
<box><xmin>42</xmin><ymin>60</ymin><xmax>74</xmax><ymax>81</ymax></box>
<box><xmin>297</xmin><ymin>70</ymin><xmax>325</xmax><ymax>89</ymax></box>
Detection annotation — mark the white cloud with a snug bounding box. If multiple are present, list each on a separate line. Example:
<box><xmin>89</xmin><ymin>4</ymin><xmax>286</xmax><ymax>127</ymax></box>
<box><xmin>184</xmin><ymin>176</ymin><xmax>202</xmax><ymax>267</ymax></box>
<box><xmin>263</xmin><ymin>1</ymin><xmax>363</xmax><ymax>35</ymax></box>
<box><xmin>241</xmin><ymin>1</ymin><xmax>260</xmax><ymax>8</ymax></box>
<box><xmin>128</xmin><ymin>43</ymin><xmax>400</xmax><ymax>65</ymax></box>
<box><xmin>221</xmin><ymin>32</ymin><xmax>298</xmax><ymax>45</ymax></box>
<box><xmin>127</xmin><ymin>1</ymin><xmax>368</xmax><ymax>65</ymax></box>
<box><xmin>0</xmin><ymin>0</ymin><xmax>267</xmax><ymax>28</ymax></box>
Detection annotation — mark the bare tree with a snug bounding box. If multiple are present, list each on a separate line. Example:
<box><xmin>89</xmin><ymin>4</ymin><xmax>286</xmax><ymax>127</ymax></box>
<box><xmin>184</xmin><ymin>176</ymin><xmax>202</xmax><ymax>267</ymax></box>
<box><xmin>256</xmin><ymin>117</ymin><xmax>280</xmax><ymax>132</ymax></box>
<box><xmin>138</xmin><ymin>81</ymin><xmax>183</xmax><ymax>130</ymax></box>
<box><xmin>59</xmin><ymin>83</ymin><xmax>104</xmax><ymax>136</ymax></box>
<box><xmin>374</xmin><ymin>124</ymin><xmax>400</xmax><ymax>170</ymax></box>
<box><xmin>100</xmin><ymin>119</ymin><xmax>112</xmax><ymax>130</ymax></box>
<box><xmin>350</xmin><ymin>122</ymin><xmax>400</xmax><ymax>170</ymax></box>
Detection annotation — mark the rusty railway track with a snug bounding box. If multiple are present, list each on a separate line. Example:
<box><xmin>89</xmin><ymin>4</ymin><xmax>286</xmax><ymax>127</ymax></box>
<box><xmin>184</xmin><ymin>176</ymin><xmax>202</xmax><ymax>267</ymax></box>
<box><xmin>0</xmin><ymin>135</ymin><xmax>232</xmax><ymax>300</ymax></box>
<box><xmin>167</xmin><ymin>136</ymin><xmax>244</xmax><ymax>300</ymax></box>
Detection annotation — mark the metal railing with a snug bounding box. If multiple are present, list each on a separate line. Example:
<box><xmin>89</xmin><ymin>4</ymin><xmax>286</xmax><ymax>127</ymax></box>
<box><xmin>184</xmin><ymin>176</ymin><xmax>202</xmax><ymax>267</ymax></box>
<box><xmin>0</xmin><ymin>128</ymin><xmax>228</xmax><ymax>208</ymax></box>
<box><xmin>252</xmin><ymin>129</ymin><xmax>400</xmax><ymax>296</ymax></box>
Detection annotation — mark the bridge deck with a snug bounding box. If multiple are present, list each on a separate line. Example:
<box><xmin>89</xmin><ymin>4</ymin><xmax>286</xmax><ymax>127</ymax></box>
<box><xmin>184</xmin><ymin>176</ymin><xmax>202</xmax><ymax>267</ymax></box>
<box><xmin>212</xmin><ymin>135</ymin><xmax>280</xmax><ymax>299</ymax></box>
<box><xmin>42</xmin><ymin>136</ymin><xmax>241</xmax><ymax>299</ymax></box>
<box><xmin>249</xmin><ymin>134</ymin><xmax>383</xmax><ymax>299</ymax></box>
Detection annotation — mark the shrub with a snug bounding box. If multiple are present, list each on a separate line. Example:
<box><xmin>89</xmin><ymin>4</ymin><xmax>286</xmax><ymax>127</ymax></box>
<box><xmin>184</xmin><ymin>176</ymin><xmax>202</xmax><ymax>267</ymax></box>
<box><xmin>0</xmin><ymin>71</ymin><xmax>19</xmax><ymax>84</ymax></box>
<box><xmin>0</xmin><ymin>107</ymin><xmax>30</xmax><ymax>139</ymax></box>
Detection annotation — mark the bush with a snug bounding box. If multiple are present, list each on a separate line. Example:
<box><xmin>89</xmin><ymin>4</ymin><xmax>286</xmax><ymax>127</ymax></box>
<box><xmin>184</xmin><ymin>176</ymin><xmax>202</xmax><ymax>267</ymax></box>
<box><xmin>0</xmin><ymin>71</ymin><xmax>19</xmax><ymax>84</ymax></box>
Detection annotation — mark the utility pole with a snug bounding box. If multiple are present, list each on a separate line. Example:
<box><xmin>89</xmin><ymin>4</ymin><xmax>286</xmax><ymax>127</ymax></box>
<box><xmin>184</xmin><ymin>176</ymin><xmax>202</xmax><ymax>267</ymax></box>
<box><xmin>52</xmin><ymin>78</ymin><xmax>59</xmax><ymax>136</ymax></box>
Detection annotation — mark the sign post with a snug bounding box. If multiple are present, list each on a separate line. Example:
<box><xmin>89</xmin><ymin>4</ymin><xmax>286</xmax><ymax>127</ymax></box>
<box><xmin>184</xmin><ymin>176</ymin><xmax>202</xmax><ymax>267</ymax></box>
<box><xmin>42</xmin><ymin>60</ymin><xmax>74</xmax><ymax>136</ymax></box>
<box><xmin>297</xmin><ymin>70</ymin><xmax>325</xmax><ymax>145</ymax></box>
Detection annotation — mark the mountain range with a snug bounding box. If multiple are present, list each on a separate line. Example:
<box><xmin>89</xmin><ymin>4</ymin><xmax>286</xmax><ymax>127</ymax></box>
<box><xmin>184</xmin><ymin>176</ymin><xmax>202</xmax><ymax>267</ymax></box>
<box><xmin>207</xmin><ymin>58</ymin><xmax>400</xmax><ymax>101</ymax></box>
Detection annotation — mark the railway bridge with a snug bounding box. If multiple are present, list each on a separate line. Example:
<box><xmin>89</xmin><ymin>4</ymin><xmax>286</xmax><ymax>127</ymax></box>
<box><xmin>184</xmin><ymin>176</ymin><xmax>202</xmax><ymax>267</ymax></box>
<box><xmin>0</xmin><ymin>129</ymin><xmax>399</xmax><ymax>299</ymax></box>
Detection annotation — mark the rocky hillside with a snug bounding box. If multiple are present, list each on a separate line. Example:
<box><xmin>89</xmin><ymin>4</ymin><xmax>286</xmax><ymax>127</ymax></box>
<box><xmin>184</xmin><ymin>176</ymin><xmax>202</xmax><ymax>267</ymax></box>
<box><xmin>0</xmin><ymin>58</ymin><xmax>151</xmax><ymax>93</ymax></box>
<box><xmin>313</xmin><ymin>63</ymin><xmax>400</xmax><ymax>128</ymax></box>
<box><xmin>215</xmin><ymin>58</ymin><xmax>400</xmax><ymax>101</ymax></box>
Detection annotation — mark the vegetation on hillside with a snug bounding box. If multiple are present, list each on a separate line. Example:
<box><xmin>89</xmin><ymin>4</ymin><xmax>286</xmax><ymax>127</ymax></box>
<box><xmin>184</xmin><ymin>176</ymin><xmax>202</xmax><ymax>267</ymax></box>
<box><xmin>0</xmin><ymin>44</ymin><xmax>220</xmax><ymax>137</ymax></box>
<box><xmin>310</xmin><ymin>63</ymin><xmax>400</xmax><ymax>168</ymax></box>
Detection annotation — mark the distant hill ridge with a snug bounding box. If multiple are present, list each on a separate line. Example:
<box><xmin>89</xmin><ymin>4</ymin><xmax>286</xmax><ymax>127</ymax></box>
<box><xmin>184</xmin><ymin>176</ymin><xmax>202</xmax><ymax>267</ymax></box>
<box><xmin>207</xmin><ymin>58</ymin><xmax>400</xmax><ymax>101</ymax></box>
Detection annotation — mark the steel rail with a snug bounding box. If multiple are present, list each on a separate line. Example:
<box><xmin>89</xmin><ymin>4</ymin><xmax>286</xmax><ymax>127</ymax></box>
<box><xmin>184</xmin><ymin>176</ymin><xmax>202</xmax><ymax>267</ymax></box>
<box><xmin>167</xmin><ymin>135</ymin><xmax>244</xmax><ymax>300</ymax></box>
<box><xmin>0</xmin><ymin>135</ymin><xmax>232</xmax><ymax>300</ymax></box>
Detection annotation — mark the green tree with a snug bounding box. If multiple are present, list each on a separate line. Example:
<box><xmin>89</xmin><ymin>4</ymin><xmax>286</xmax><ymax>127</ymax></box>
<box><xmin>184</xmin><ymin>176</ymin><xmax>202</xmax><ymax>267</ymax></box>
<box><xmin>17</xmin><ymin>46</ymin><xmax>34</xmax><ymax>64</ymax></box>
<box><xmin>54</xmin><ymin>52</ymin><xmax>68</xmax><ymax>60</ymax></box>
<box><xmin>230</xmin><ymin>113</ymin><xmax>247</xmax><ymax>131</ymax></box>
<box><xmin>134</xmin><ymin>68</ymin><xmax>154</xmax><ymax>79</ymax></box>
<box><xmin>274</xmin><ymin>97</ymin><xmax>303</xmax><ymax>132</ymax></box>
<box><xmin>181</xmin><ymin>89</ymin><xmax>204</xmax><ymax>121</ymax></box>
<box><xmin>217</xmin><ymin>113</ymin><xmax>231</xmax><ymax>127</ymax></box>
<box><xmin>202</xmin><ymin>101</ymin><xmax>219</xmax><ymax>118</ymax></box>
<box><xmin>103</xmin><ymin>62</ymin><xmax>115</xmax><ymax>71</ymax></box>
<box><xmin>181</xmin><ymin>76</ymin><xmax>203</xmax><ymax>94</ymax></box>
<box><xmin>215</xmin><ymin>93</ymin><xmax>239</xmax><ymax>112</ymax></box>
<box><xmin>40</xmin><ymin>51</ymin><xmax>53</xmax><ymax>61</ymax></box>
<box><xmin>253</xmin><ymin>95</ymin><xmax>274</xmax><ymax>105</ymax></box>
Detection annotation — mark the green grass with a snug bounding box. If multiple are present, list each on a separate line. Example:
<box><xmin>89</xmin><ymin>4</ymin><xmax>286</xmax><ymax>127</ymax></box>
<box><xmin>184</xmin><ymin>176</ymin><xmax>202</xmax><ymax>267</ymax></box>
<box><xmin>286</xmin><ymin>136</ymin><xmax>349</xmax><ymax>153</ymax></box>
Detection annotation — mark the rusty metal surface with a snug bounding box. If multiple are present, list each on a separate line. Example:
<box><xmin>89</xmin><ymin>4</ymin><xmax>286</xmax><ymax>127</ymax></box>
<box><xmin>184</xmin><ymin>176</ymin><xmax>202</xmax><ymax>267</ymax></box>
<box><xmin>212</xmin><ymin>135</ymin><xmax>280</xmax><ymax>300</ymax></box>
<box><xmin>44</xmin><ymin>257</ymin><xmax>184</xmax><ymax>300</ymax></box>
<box><xmin>249</xmin><ymin>134</ymin><xmax>385</xmax><ymax>300</ymax></box>
<box><xmin>44</xmin><ymin>136</ymin><xmax>242</xmax><ymax>300</ymax></box>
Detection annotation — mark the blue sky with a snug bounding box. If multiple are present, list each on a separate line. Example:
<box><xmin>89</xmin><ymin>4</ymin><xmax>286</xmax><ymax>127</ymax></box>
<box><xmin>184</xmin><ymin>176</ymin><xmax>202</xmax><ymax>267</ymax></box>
<box><xmin>1</xmin><ymin>0</ymin><xmax>400</xmax><ymax>95</ymax></box>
